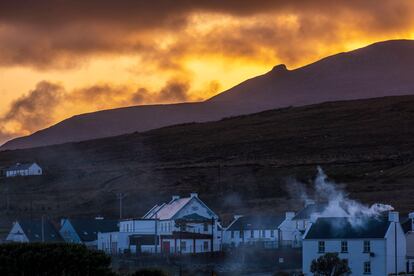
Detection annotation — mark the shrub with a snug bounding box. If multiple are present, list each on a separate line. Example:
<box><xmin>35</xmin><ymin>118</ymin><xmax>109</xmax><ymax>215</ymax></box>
<box><xmin>0</xmin><ymin>243</ymin><xmax>114</xmax><ymax>276</ymax></box>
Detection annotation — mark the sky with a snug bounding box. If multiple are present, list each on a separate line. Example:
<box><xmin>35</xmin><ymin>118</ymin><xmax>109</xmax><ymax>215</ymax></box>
<box><xmin>1</xmin><ymin>0</ymin><xmax>414</xmax><ymax>144</ymax></box>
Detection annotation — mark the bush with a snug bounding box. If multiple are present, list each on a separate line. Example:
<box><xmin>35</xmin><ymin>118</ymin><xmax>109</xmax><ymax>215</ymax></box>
<box><xmin>0</xmin><ymin>243</ymin><xmax>114</xmax><ymax>276</ymax></box>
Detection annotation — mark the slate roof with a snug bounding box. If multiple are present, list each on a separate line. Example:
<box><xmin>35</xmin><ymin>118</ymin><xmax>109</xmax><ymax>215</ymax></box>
<box><xmin>18</xmin><ymin>219</ymin><xmax>63</xmax><ymax>242</ymax></box>
<box><xmin>143</xmin><ymin>197</ymin><xmax>193</xmax><ymax>220</ymax></box>
<box><xmin>67</xmin><ymin>219</ymin><xmax>119</xmax><ymax>242</ymax></box>
<box><xmin>7</xmin><ymin>163</ymin><xmax>37</xmax><ymax>171</ymax></box>
<box><xmin>227</xmin><ymin>215</ymin><xmax>285</xmax><ymax>231</ymax></box>
<box><xmin>304</xmin><ymin>216</ymin><xmax>391</xmax><ymax>240</ymax></box>
<box><xmin>293</xmin><ymin>203</ymin><xmax>329</xmax><ymax>220</ymax></box>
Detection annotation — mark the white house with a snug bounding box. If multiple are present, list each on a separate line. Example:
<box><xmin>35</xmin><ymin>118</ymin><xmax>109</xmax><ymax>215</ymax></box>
<box><xmin>6</xmin><ymin>219</ymin><xmax>62</xmax><ymax>243</ymax></box>
<box><xmin>402</xmin><ymin>212</ymin><xmax>414</xmax><ymax>274</ymax></box>
<box><xmin>223</xmin><ymin>214</ymin><xmax>290</xmax><ymax>248</ymax></box>
<box><xmin>59</xmin><ymin>217</ymin><xmax>118</xmax><ymax>249</ymax></box>
<box><xmin>98</xmin><ymin>193</ymin><xmax>222</xmax><ymax>255</ymax></box>
<box><xmin>6</xmin><ymin>163</ymin><xmax>42</xmax><ymax>178</ymax></box>
<box><xmin>302</xmin><ymin>212</ymin><xmax>406</xmax><ymax>276</ymax></box>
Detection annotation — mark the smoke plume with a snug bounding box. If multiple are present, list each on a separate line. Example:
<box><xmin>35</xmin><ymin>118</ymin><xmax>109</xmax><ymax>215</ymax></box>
<box><xmin>296</xmin><ymin>167</ymin><xmax>393</xmax><ymax>227</ymax></box>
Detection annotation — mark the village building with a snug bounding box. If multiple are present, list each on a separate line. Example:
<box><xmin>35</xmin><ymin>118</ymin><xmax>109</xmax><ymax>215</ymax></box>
<box><xmin>223</xmin><ymin>214</ymin><xmax>289</xmax><ymax>248</ymax></box>
<box><xmin>5</xmin><ymin>162</ymin><xmax>42</xmax><ymax>178</ymax></box>
<box><xmin>6</xmin><ymin>219</ymin><xmax>62</xmax><ymax>243</ymax></box>
<box><xmin>302</xmin><ymin>212</ymin><xmax>406</xmax><ymax>275</ymax></box>
<box><xmin>98</xmin><ymin>193</ymin><xmax>222</xmax><ymax>255</ymax></box>
<box><xmin>59</xmin><ymin>217</ymin><xmax>118</xmax><ymax>249</ymax></box>
<box><xmin>402</xmin><ymin>212</ymin><xmax>414</xmax><ymax>273</ymax></box>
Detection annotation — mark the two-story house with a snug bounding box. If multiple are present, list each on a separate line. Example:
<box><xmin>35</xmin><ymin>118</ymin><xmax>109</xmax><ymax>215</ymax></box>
<box><xmin>98</xmin><ymin>193</ymin><xmax>222</xmax><ymax>254</ymax></box>
<box><xmin>402</xmin><ymin>212</ymin><xmax>414</xmax><ymax>273</ymax></box>
<box><xmin>223</xmin><ymin>214</ymin><xmax>289</xmax><ymax>248</ymax></box>
<box><xmin>302</xmin><ymin>212</ymin><xmax>406</xmax><ymax>275</ymax></box>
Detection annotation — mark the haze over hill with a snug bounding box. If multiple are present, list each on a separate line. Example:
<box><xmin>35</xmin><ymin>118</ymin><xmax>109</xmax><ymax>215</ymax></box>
<box><xmin>1</xmin><ymin>95</ymin><xmax>414</xmax><ymax>230</ymax></box>
<box><xmin>2</xmin><ymin>39</ymin><xmax>414</xmax><ymax>150</ymax></box>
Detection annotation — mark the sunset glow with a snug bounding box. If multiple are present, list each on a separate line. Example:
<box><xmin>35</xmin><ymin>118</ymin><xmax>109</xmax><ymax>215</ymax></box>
<box><xmin>2</xmin><ymin>0</ymin><xmax>414</xmax><ymax>143</ymax></box>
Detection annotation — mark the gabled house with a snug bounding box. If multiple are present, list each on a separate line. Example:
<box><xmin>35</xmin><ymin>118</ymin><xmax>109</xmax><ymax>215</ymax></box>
<box><xmin>402</xmin><ymin>212</ymin><xmax>414</xmax><ymax>274</ymax></box>
<box><xmin>302</xmin><ymin>212</ymin><xmax>406</xmax><ymax>275</ymax></box>
<box><xmin>60</xmin><ymin>218</ymin><xmax>118</xmax><ymax>249</ymax></box>
<box><xmin>223</xmin><ymin>214</ymin><xmax>286</xmax><ymax>248</ymax></box>
<box><xmin>5</xmin><ymin>163</ymin><xmax>42</xmax><ymax>178</ymax></box>
<box><xmin>98</xmin><ymin>193</ymin><xmax>222</xmax><ymax>255</ymax></box>
<box><xmin>6</xmin><ymin>219</ymin><xmax>62</xmax><ymax>243</ymax></box>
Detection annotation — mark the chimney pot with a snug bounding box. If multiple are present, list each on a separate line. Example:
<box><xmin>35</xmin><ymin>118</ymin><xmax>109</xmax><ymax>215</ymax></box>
<box><xmin>388</xmin><ymin>211</ymin><xmax>399</xmax><ymax>223</ymax></box>
<box><xmin>172</xmin><ymin>195</ymin><xmax>180</xmax><ymax>201</ymax></box>
<box><xmin>190</xmin><ymin>193</ymin><xmax>198</xmax><ymax>198</ymax></box>
<box><xmin>285</xmin><ymin>212</ymin><xmax>295</xmax><ymax>220</ymax></box>
<box><xmin>233</xmin><ymin>215</ymin><xmax>243</xmax><ymax>220</ymax></box>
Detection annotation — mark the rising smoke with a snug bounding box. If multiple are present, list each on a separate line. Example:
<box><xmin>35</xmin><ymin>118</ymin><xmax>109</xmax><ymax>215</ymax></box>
<box><xmin>298</xmin><ymin>167</ymin><xmax>393</xmax><ymax>227</ymax></box>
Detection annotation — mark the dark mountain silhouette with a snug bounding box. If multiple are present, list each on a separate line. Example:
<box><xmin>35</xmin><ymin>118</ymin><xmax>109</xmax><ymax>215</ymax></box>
<box><xmin>2</xmin><ymin>39</ymin><xmax>414</xmax><ymax>150</ymax></box>
<box><xmin>1</xmin><ymin>95</ymin><xmax>414</xmax><ymax>227</ymax></box>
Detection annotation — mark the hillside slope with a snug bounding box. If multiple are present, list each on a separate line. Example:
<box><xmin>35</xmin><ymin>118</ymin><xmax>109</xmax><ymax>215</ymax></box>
<box><xmin>3</xmin><ymin>39</ymin><xmax>414</xmax><ymax>150</ymax></box>
<box><xmin>1</xmin><ymin>96</ymin><xmax>414</xmax><ymax>225</ymax></box>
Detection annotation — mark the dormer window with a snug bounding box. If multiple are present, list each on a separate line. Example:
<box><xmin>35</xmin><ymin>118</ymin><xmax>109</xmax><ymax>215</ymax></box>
<box><xmin>318</xmin><ymin>241</ymin><xmax>325</xmax><ymax>253</ymax></box>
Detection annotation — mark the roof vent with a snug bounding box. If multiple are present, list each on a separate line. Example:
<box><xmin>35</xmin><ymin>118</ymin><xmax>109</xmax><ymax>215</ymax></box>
<box><xmin>190</xmin><ymin>193</ymin><xmax>198</xmax><ymax>198</ymax></box>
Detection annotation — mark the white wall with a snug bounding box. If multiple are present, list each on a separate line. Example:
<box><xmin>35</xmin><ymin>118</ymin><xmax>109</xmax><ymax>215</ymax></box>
<box><xmin>223</xmin><ymin>229</ymin><xmax>279</xmax><ymax>247</ymax></box>
<box><xmin>385</xmin><ymin>222</ymin><xmax>406</xmax><ymax>274</ymax></box>
<box><xmin>303</xmin><ymin>239</ymin><xmax>387</xmax><ymax>275</ymax></box>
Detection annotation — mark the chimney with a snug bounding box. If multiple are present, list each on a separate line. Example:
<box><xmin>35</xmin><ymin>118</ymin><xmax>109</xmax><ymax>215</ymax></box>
<box><xmin>285</xmin><ymin>212</ymin><xmax>295</xmax><ymax>220</ymax></box>
<box><xmin>409</xmin><ymin>212</ymin><xmax>414</xmax><ymax>220</ymax></box>
<box><xmin>305</xmin><ymin>199</ymin><xmax>315</xmax><ymax>207</ymax></box>
<box><xmin>233</xmin><ymin>215</ymin><xmax>243</xmax><ymax>221</ymax></box>
<box><xmin>172</xmin><ymin>195</ymin><xmax>180</xmax><ymax>201</ymax></box>
<box><xmin>60</xmin><ymin>218</ymin><xmax>67</xmax><ymax>226</ymax></box>
<box><xmin>388</xmin><ymin>211</ymin><xmax>399</xmax><ymax>223</ymax></box>
<box><xmin>190</xmin><ymin>193</ymin><xmax>198</xmax><ymax>198</ymax></box>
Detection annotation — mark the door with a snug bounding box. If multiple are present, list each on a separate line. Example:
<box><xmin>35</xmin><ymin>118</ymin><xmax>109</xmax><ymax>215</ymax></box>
<box><xmin>162</xmin><ymin>241</ymin><xmax>170</xmax><ymax>254</ymax></box>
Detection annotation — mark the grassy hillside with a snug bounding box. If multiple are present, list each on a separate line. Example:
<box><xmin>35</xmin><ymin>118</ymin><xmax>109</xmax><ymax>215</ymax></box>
<box><xmin>1</xmin><ymin>95</ymin><xmax>414</xmax><ymax>230</ymax></box>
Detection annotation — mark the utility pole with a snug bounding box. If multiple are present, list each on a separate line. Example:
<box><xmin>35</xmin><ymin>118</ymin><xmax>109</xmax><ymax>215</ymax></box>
<box><xmin>41</xmin><ymin>215</ymin><xmax>45</xmax><ymax>243</ymax></box>
<box><xmin>154</xmin><ymin>212</ymin><xmax>158</xmax><ymax>254</ymax></box>
<box><xmin>117</xmin><ymin>193</ymin><xmax>127</xmax><ymax>219</ymax></box>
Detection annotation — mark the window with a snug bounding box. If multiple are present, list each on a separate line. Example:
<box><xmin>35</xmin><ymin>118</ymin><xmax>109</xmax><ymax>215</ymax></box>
<box><xmin>318</xmin><ymin>241</ymin><xmax>325</xmax><ymax>253</ymax></box>
<box><xmin>126</xmin><ymin>224</ymin><xmax>129</xmax><ymax>232</ymax></box>
<box><xmin>271</xmin><ymin>230</ymin><xmax>275</xmax><ymax>238</ymax></box>
<box><xmin>203</xmin><ymin>241</ymin><xmax>209</xmax><ymax>251</ymax></box>
<box><xmin>363</xmin><ymin>240</ymin><xmax>371</xmax><ymax>253</ymax></box>
<box><xmin>240</xmin><ymin>230</ymin><xmax>244</xmax><ymax>239</ymax></box>
<box><xmin>364</xmin><ymin>261</ymin><xmax>371</xmax><ymax>274</ymax></box>
<box><xmin>261</xmin><ymin>230</ymin><xmax>266</xmax><ymax>238</ymax></box>
<box><xmin>203</xmin><ymin>223</ymin><xmax>208</xmax><ymax>232</ymax></box>
<box><xmin>250</xmin><ymin>230</ymin><xmax>254</xmax><ymax>238</ymax></box>
<box><xmin>231</xmin><ymin>231</ymin><xmax>234</xmax><ymax>239</ymax></box>
<box><xmin>180</xmin><ymin>241</ymin><xmax>186</xmax><ymax>251</ymax></box>
<box><xmin>411</xmin><ymin>262</ymin><xmax>414</xmax><ymax>273</ymax></box>
<box><xmin>341</xmin><ymin>241</ymin><xmax>348</xmax><ymax>253</ymax></box>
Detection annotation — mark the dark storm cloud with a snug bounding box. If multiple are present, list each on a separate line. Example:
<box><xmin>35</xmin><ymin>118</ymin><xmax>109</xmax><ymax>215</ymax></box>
<box><xmin>0</xmin><ymin>0</ymin><xmax>413</xmax><ymax>68</ymax></box>
<box><xmin>0</xmin><ymin>80</ymin><xmax>194</xmax><ymax>141</ymax></box>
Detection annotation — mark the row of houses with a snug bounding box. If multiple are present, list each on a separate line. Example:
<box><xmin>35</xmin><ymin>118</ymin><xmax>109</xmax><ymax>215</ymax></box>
<box><xmin>5</xmin><ymin>193</ymin><xmax>414</xmax><ymax>275</ymax></box>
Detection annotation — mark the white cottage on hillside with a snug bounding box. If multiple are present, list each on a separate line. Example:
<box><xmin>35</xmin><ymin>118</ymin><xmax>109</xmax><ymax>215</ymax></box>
<box><xmin>6</xmin><ymin>163</ymin><xmax>42</xmax><ymax>178</ymax></box>
<box><xmin>302</xmin><ymin>212</ymin><xmax>406</xmax><ymax>276</ymax></box>
<box><xmin>98</xmin><ymin>193</ymin><xmax>222</xmax><ymax>255</ymax></box>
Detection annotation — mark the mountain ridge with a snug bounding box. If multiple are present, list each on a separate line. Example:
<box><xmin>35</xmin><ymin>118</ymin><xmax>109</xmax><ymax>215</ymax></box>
<box><xmin>3</xmin><ymin>39</ymin><xmax>414</xmax><ymax>150</ymax></box>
